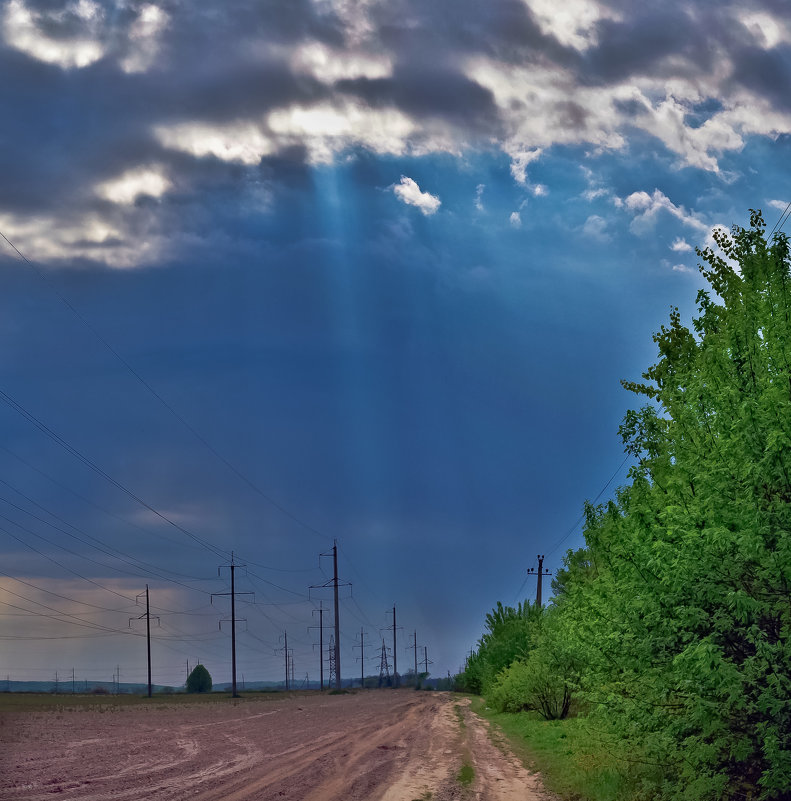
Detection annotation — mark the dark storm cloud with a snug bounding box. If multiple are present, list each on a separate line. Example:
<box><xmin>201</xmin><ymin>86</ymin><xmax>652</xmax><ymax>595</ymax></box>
<box><xmin>3</xmin><ymin>0</ymin><xmax>791</xmax><ymax>266</ymax></box>
<box><xmin>335</xmin><ymin>68</ymin><xmax>500</xmax><ymax>133</ymax></box>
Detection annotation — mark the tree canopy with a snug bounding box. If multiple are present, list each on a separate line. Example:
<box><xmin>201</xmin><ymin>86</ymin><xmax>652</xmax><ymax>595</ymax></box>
<box><xmin>186</xmin><ymin>664</ymin><xmax>212</xmax><ymax>693</ymax></box>
<box><xmin>461</xmin><ymin>212</ymin><xmax>791</xmax><ymax>800</ymax></box>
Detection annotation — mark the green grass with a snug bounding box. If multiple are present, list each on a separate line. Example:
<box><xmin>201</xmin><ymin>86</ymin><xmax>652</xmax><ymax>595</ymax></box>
<box><xmin>472</xmin><ymin>698</ymin><xmax>636</xmax><ymax>801</ymax></box>
<box><xmin>456</xmin><ymin>762</ymin><xmax>475</xmax><ymax>786</ymax></box>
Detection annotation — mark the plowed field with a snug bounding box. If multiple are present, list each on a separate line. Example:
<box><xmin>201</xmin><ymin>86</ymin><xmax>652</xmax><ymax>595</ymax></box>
<box><xmin>0</xmin><ymin>691</ymin><xmax>552</xmax><ymax>800</ymax></box>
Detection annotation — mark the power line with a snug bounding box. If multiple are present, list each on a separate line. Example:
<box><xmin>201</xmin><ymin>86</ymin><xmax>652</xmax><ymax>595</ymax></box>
<box><xmin>0</xmin><ymin>228</ymin><xmax>329</xmax><ymax>546</ymax></box>
<box><xmin>0</xmin><ymin>443</ymin><xmax>209</xmax><ymax>557</ymax></box>
<box><xmin>0</xmin><ymin>386</ymin><xmax>227</xmax><ymax>559</ymax></box>
<box><xmin>545</xmin><ymin>453</ymin><xmax>630</xmax><ymax>558</ymax></box>
<box><xmin>769</xmin><ymin>201</ymin><xmax>791</xmax><ymax>237</ymax></box>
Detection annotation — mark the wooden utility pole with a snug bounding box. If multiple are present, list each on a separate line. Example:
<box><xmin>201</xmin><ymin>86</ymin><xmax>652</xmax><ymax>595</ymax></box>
<box><xmin>527</xmin><ymin>554</ymin><xmax>552</xmax><ymax>607</ymax></box>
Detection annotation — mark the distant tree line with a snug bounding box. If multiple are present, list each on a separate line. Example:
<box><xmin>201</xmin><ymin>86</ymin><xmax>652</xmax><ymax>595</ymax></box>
<box><xmin>458</xmin><ymin>212</ymin><xmax>791</xmax><ymax>801</ymax></box>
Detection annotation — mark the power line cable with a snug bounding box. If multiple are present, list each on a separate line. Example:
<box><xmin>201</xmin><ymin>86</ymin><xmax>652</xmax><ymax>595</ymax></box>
<box><xmin>545</xmin><ymin>453</ymin><xmax>631</xmax><ymax>559</ymax></box>
<box><xmin>0</xmin><ymin>228</ymin><xmax>329</xmax><ymax>545</ymax></box>
<box><xmin>0</xmin><ymin>386</ymin><xmax>227</xmax><ymax>559</ymax></box>
<box><xmin>0</xmin><ymin>485</ymin><xmax>212</xmax><ymax>586</ymax></box>
<box><xmin>0</xmin><ymin>443</ymin><xmax>209</xmax><ymax>556</ymax></box>
<box><xmin>769</xmin><ymin>201</ymin><xmax>791</xmax><ymax>237</ymax></box>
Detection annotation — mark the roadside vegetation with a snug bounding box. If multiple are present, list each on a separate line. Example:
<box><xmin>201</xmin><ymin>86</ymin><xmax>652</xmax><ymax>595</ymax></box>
<box><xmin>458</xmin><ymin>212</ymin><xmax>791</xmax><ymax>801</ymax></box>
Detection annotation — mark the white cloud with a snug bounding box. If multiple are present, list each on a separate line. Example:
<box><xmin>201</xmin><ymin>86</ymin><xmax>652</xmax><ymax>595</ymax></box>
<box><xmin>97</xmin><ymin>166</ymin><xmax>171</xmax><ymax>205</ymax></box>
<box><xmin>531</xmin><ymin>184</ymin><xmax>548</xmax><ymax>197</ymax></box>
<box><xmin>290</xmin><ymin>41</ymin><xmax>392</xmax><ymax>82</ymax></box>
<box><xmin>672</xmin><ymin>264</ymin><xmax>693</xmax><ymax>273</ymax></box>
<box><xmin>155</xmin><ymin>121</ymin><xmax>276</xmax><ymax>165</ymax></box>
<box><xmin>474</xmin><ymin>184</ymin><xmax>485</xmax><ymax>212</ymax></box>
<box><xmin>507</xmin><ymin>147</ymin><xmax>543</xmax><ymax>186</ymax></box>
<box><xmin>3</xmin><ymin>0</ymin><xmax>104</xmax><ymax>69</ymax></box>
<box><xmin>670</xmin><ymin>237</ymin><xmax>693</xmax><ymax>252</ymax></box>
<box><xmin>0</xmin><ymin>210</ymin><xmax>153</xmax><ymax>268</ymax></box>
<box><xmin>739</xmin><ymin>11</ymin><xmax>791</xmax><ymax>49</ymax></box>
<box><xmin>393</xmin><ymin>176</ymin><xmax>441</xmax><ymax>215</ymax></box>
<box><xmin>582</xmin><ymin>214</ymin><xmax>609</xmax><ymax>241</ymax></box>
<box><xmin>121</xmin><ymin>4</ymin><xmax>168</xmax><ymax>74</ymax></box>
<box><xmin>522</xmin><ymin>0</ymin><xmax>621</xmax><ymax>51</ymax></box>
<box><xmin>509</xmin><ymin>211</ymin><xmax>522</xmax><ymax>228</ymax></box>
<box><xmin>768</xmin><ymin>199</ymin><xmax>790</xmax><ymax>212</ymax></box>
<box><xmin>623</xmin><ymin>189</ymin><xmax>708</xmax><ymax>236</ymax></box>
<box><xmin>267</xmin><ymin>102</ymin><xmax>419</xmax><ymax>163</ymax></box>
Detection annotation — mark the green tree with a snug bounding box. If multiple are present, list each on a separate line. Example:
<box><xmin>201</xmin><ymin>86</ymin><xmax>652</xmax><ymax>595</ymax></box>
<box><xmin>186</xmin><ymin>664</ymin><xmax>212</xmax><ymax>693</ymax></box>
<box><xmin>460</xmin><ymin>601</ymin><xmax>543</xmax><ymax>694</ymax></box>
<box><xmin>489</xmin><ymin>607</ymin><xmax>582</xmax><ymax>719</ymax></box>
<box><xmin>570</xmin><ymin>211</ymin><xmax>791</xmax><ymax>800</ymax></box>
<box><xmin>550</xmin><ymin>547</ymin><xmax>595</xmax><ymax>601</ymax></box>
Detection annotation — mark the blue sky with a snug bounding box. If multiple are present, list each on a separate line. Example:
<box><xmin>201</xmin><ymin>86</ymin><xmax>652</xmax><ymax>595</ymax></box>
<box><xmin>1</xmin><ymin>0</ymin><xmax>791</xmax><ymax>687</ymax></box>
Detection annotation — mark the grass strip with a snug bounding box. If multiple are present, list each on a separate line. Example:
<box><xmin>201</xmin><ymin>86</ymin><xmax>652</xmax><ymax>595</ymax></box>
<box><xmin>472</xmin><ymin>698</ymin><xmax>635</xmax><ymax>801</ymax></box>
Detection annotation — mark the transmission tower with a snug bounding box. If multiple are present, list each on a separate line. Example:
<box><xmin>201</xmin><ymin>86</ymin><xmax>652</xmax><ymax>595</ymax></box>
<box><xmin>378</xmin><ymin>640</ymin><xmax>392</xmax><ymax>687</ymax></box>
<box><xmin>328</xmin><ymin>635</ymin><xmax>337</xmax><ymax>688</ymax></box>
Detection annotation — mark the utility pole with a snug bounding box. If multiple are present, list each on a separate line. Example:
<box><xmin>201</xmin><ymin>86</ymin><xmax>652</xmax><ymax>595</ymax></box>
<box><xmin>309</xmin><ymin>540</ymin><xmax>350</xmax><ymax>690</ymax></box>
<box><xmin>383</xmin><ymin>606</ymin><xmax>402</xmax><ymax>687</ymax></box>
<box><xmin>409</xmin><ymin>631</ymin><xmax>418</xmax><ymax>680</ymax></box>
<box><xmin>283</xmin><ymin>631</ymin><xmax>290</xmax><ymax>690</ymax></box>
<box><xmin>422</xmin><ymin>646</ymin><xmax>433</xmax><ymax>675</ymax></box>
<box><xmin>130</xmin><ymin>585</ymin><xmax>159</xmax><ymax>698</ymax></box>
<box><xmin>332</xmin><ymin>543</ymin><xmax>341</xmax><ymax>689</ymax></box>
<box><xmin>72</xmin><ymin>668</ymin><xmax>75</xmax><ymax>695</ymax></box>
<box><xmin>54</xmin><ymin>670</ymin><xmax>59</xmax><ymax>695</ymax></box>
<box><xmin>310</xmin><ymin>603</ymin><xmax>325</xmax><ymax>690</ymax></box>
<box><xmin>212</xmin><ymin>553</ymin><xmax>253</xmax><ymax>698</ymax></box>
<box><xmin>527</xmin><ymin>554</ymin><xmax>553</xmax><ymax>607</ymax></box>
<box><xmin>353</xmin><ymin>628</ymin><xmax>370</xmax><ymax>688</ymax></box>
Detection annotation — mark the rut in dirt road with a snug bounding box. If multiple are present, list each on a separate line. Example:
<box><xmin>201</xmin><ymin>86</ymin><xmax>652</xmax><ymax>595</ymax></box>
<box><xmin>1</xmin><ymin>691</ymin><xmax>553</xmax><ymax>800</ymax></box>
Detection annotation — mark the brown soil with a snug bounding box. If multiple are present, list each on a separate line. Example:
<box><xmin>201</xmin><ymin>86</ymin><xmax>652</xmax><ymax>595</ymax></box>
<box><xmin>0</xmin><ymin>691</ymin><xmax>552</xmax><ymax>800</ymax></box>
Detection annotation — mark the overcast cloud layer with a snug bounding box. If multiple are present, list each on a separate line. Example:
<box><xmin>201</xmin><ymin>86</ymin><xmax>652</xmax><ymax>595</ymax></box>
<box><xmin>2</xmin><ymin>0</ymin><xmax>791</xmax><ymax>686</ymax></box>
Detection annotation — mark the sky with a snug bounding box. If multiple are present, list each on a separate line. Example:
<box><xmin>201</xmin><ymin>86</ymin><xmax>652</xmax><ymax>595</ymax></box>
<box><xmin>1</xmin><ymin>0</ymin><xmax>791</xmax><ymax>689</ymax></box>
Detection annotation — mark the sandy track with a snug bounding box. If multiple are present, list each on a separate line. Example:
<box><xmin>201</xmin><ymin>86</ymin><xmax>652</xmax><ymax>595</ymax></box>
<box><xmin>0</xmin><ymin>691</ymin><xmax>551</xmax><ymax>800</ymax></box>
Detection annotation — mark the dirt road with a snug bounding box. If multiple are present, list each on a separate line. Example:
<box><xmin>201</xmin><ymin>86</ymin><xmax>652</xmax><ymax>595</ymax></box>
<box><xmin>0</xmin><ymin>691</ymin><xmax>552</xmax><ymax>800</ymax></box>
